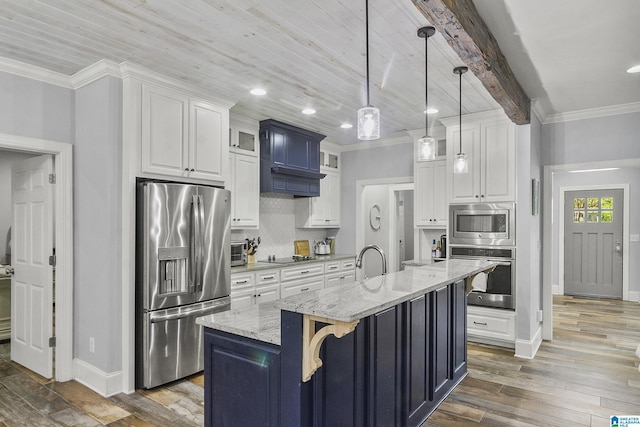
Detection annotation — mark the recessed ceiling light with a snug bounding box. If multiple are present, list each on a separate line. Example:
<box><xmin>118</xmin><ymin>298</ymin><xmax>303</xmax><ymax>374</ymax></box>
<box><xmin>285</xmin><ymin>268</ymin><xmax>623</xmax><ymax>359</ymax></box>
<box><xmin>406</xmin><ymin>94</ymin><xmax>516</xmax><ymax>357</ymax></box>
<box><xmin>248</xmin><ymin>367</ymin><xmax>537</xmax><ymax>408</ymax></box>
<box><xmin>340</xmin><ymin>123</ymin><xmax>353</xmax><ymax>129</ymax></box>
<box><xmin>424</xmin><ymin>108</ymin><xmax>439</xmax><ymax>115</ymax></box>
<box><xmin>302</xmin><ymin>108</ymin><xmax>316</xmax><ymax>115</ymax></box>
<box><xmin>627</xmin><ymin>65</ymin><xmax>640</xmax><ymax>73</ymax></box>
<box><xmin>250</xmin><ymin>88</ymin><xmax>267</xmax><ymax>96</ymax></box>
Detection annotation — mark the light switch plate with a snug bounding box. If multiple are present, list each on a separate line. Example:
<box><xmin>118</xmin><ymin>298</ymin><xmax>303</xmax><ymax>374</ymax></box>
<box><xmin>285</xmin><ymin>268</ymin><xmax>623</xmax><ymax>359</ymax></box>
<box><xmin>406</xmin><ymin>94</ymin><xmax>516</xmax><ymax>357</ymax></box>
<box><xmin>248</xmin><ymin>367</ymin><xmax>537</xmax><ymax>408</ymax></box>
<box><xmin>631</xmin><ymin>234</ymin><xmax>640</xmax><ymax>242</ymax></box>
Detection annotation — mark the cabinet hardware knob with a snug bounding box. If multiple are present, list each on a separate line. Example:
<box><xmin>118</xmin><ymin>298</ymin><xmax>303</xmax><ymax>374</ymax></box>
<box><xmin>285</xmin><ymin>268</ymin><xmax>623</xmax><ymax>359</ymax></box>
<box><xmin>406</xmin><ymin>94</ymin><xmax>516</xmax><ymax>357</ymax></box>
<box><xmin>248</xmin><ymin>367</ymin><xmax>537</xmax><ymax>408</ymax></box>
<box><xmin>475</xmin><ymin>195</ymin><xmax>479</xmax><ymax>198</ymax></box>
<box><xmin>190</xmin><ymin>168</ymin><xmax>195</xmax><ymax>172</ymax></box>
<box><xmin>481</xmin><ymin>195</ymin><xmax>485</xmax><ymax>198</ymax></box>
<box><xmin>184</xmin><ymin>168</ymin><xmax>189</xmax><ymax>171</ymax></box>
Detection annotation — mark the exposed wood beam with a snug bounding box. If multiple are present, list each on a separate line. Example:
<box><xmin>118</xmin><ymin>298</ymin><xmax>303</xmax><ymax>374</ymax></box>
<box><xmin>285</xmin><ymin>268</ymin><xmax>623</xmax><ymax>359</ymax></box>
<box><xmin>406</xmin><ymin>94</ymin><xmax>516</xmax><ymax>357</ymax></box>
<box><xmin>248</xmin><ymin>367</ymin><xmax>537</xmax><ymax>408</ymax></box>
<box><xmin>412</xmin><ymin>0</ymin><xmax>531</xmax><ymax>124</ymax></box>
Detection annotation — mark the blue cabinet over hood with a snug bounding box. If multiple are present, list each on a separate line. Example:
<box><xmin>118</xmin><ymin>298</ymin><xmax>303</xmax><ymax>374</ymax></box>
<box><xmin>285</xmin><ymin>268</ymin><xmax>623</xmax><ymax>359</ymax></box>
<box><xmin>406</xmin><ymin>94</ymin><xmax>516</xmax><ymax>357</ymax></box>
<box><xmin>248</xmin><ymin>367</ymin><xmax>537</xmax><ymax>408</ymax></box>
<box><xmin>259</xmin><ymin>119</ymin><xmax>326</xmax><ymax>197</ymax></box>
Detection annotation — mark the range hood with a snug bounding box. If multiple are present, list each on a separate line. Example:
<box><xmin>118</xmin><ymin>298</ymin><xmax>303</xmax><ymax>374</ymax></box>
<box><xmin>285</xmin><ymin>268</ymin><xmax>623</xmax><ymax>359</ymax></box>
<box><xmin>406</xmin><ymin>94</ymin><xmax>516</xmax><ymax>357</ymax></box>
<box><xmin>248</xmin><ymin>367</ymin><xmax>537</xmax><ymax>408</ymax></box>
<box><xmin>259</xmin><ymin>119</ymin><xmax>326</xmax><ymax>197</ymax></box>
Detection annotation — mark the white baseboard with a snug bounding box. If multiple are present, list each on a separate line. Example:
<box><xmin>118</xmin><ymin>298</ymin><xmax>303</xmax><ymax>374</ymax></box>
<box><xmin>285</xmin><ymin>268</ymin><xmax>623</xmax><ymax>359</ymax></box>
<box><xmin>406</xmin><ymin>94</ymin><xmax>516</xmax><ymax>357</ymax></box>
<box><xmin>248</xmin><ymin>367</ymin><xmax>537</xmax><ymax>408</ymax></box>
<box><xmin>629</xmin><ymin>291</ymin><xmax>640</xmax><ymax>302</ymax></box>
<box><xmin>73</xmin><ymin>358</ymin><xmax>123</xmax><ymax>397</ymax></box>
<box><xmin>514</xmin><ymin>327</ymin><xmax>542</xmax><ymax>359</ymax></box>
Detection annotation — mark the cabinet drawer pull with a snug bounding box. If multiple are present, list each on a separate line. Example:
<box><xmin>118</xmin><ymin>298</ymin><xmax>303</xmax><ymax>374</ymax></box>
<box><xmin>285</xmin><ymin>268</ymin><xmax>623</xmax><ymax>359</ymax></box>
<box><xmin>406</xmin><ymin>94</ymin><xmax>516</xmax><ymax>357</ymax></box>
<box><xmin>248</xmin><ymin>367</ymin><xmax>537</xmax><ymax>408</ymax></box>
<box><xmin>301</xmin><ymin>287</ymin><xmax>309</xmax><ymax>292</ymax></box>
<box><xmin>300</xmin><ymin>270</ymin><xmax>310</xmax><ymax>274</ymax></box>
<box><xmin>328</xmin><ymin>266</ymin><xmax>338</xmax><ymax>270</ymax></box>
<box><xmin>473</xmin><ymin>321</ymin><xmax>488</xmax><ymax>326</ymax></box>
<box><xmin>263</xmin><ymin>276</ymin><xmax>274</xmax><ymax>280</ymax></box>
<box><xmin>236</xmin><ymin>280</ymin><xmax>248</xmax><ymax>284</ymax></box>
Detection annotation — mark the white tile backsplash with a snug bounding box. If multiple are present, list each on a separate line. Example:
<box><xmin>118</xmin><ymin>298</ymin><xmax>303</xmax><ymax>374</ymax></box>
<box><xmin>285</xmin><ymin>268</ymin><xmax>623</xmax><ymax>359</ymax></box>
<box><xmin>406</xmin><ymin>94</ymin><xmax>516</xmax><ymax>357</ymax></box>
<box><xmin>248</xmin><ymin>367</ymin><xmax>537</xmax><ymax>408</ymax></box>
<box><xmin>231</xmin><ymin>193</ymin><xmax>327</xmax><ymax>260</ymax></box>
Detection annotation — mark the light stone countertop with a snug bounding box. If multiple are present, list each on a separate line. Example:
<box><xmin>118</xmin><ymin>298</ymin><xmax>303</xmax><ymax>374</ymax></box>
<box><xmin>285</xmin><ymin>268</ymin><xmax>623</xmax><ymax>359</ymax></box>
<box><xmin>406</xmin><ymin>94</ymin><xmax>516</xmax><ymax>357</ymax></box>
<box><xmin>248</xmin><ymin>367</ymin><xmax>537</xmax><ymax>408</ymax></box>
<box><xmin>198</xmin><ymin>258</ymin><xmax>495</xmax><ymax>345</ymax></box>
<box><xmin>230</xmin><ymin>253</ymin><xmax>356</xmax><ymax>274</ymax></box>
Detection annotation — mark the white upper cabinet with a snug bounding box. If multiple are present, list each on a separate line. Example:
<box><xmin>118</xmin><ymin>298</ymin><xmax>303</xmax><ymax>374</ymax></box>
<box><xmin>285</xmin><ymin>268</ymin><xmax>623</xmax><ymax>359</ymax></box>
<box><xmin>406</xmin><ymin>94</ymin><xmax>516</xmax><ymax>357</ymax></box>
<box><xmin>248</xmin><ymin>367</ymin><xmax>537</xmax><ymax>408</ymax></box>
<box><xmin>444</xmin><ymin>112</ymin><xmax>515</xmax><ymax>203</ymax></box>
<box><xmin>228</xmin><ymin>125</ymin><xmax>260</xmax><ymax>229</ymax></box>
<box><xmin>140</xmin><ymin>82</ymin><xmax>229</xmax><ymax>184</ymax></box>
<box><xmin>230</xmin><ymin>126</ymin><xmax>258</xmax><ymax>157</ymax></box>
<box><xmin>295</xmin><ymin>149</ymin><xmax>341</xmax><ymax>228</ymax></box>
<box><xmin>414</xmin><ymin>159</ymin><xmax>447</xmax><ymax>227</ymax></box>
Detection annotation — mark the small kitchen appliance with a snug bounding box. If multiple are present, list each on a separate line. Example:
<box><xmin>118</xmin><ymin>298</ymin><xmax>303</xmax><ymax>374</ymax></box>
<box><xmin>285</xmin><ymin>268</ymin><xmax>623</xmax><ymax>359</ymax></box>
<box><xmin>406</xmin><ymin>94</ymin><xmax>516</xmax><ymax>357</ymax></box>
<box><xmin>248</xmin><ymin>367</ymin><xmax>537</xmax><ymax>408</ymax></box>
<box><xmin>230</xmin><ymin>241</ymin><xmax>248</xmax><ymax>266</ymax></box>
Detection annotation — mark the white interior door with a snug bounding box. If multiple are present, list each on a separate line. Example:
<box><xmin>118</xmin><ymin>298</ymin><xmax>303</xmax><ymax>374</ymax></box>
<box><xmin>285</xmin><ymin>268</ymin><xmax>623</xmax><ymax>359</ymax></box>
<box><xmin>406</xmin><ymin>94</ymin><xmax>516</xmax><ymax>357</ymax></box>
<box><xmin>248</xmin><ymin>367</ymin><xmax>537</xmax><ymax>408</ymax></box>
<box><xmin>564</xmin><ymin>189</ymin><xmax>623</xmax><ymax>298</ymax></box>
<box><xmin>11</xmin><ymin>154</ymin><xmax>54</xmax><ymax>378</ymax></box>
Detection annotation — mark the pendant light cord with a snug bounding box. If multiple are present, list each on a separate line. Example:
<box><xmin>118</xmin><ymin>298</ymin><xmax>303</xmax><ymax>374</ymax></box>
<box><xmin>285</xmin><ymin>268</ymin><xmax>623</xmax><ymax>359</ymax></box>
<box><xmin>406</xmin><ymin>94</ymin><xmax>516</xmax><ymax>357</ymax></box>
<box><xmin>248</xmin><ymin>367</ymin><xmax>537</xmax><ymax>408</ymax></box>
<box><xmin>365</xmin><ymin>0</ymin><xmax>371</xmax><ymax>106</ymax></box>
<box><xmin>459</xmin><ymin>69</ymin><xmax>462</xmax><ymax>154</ymax></box>
<box><xmin>424</xmin><ymin>32</ymin><xmax>429</xmax><ymax>134</ymax></box>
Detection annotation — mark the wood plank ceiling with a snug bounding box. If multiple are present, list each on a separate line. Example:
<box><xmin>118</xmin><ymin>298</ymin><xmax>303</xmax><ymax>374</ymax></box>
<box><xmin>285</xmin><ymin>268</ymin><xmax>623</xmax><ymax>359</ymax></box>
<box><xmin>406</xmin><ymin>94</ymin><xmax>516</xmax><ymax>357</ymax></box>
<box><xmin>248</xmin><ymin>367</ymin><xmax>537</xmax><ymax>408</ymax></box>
<box><xmin>0</xmin><ymin>0</ymin><xmax>506</xmax><ymax>145</ymax></box>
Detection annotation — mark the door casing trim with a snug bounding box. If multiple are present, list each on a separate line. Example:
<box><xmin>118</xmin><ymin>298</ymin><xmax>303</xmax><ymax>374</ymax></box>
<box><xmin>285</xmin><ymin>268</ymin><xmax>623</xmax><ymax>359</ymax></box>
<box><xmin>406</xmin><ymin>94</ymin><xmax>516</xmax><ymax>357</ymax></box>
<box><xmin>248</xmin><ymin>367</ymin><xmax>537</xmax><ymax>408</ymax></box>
<box><xmin>558</xmin><ymin>185</ymin><xmax>629</xmax><ymax>299</ymax></box>
<box><xmin>0</xmin><ymin>133</ymin><xmax>73</xmax><ymax>381</ymax></box>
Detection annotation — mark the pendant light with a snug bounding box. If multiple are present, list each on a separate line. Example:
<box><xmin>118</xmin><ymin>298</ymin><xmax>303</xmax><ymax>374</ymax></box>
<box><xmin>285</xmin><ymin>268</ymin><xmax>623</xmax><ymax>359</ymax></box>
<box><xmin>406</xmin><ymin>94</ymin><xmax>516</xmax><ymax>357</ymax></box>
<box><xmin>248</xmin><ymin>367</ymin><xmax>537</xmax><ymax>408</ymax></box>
<box><xmin>417</xmin><ymin>26</ymin><xmax>436</xmax><ymax>160</ymax></box>
<box><xmin>453</xmin><ymin>66</ymin><xmax>469</xmax><ymax>174</ymax></box>
<box><xmin>357</xmin><ymin>0</ymin><xmax>380</xmax><ymax>140</ymax></box>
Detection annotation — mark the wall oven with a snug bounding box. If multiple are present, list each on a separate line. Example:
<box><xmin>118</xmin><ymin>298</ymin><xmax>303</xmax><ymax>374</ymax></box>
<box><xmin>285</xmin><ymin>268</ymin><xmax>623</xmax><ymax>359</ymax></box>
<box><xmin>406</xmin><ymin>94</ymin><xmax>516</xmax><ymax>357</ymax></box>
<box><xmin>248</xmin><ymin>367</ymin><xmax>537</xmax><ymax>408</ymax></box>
<box><xmin>450</xmin><ymin>246</ymin><xmax>515</xmax><ymax>310</ymax></box>
<box><xmin>449</xmin><ymin>203</ymin><xmax>515</xmax><ymax>246</ymax></box>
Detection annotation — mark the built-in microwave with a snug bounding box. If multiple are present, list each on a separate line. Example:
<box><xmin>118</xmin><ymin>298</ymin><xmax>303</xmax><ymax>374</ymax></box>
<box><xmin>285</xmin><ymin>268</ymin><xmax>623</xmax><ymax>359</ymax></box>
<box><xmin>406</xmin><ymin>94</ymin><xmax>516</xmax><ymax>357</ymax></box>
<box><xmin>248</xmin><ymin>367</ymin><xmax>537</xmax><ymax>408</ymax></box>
<box><xmin>449</xmin><ymin>203</ymin><xmax>515</xmax><ymax>246</ymax></box>
<box><xmin>230</xmin><ymin>241</ymin><xmax>248</xmax><ymax>267</ymax></box>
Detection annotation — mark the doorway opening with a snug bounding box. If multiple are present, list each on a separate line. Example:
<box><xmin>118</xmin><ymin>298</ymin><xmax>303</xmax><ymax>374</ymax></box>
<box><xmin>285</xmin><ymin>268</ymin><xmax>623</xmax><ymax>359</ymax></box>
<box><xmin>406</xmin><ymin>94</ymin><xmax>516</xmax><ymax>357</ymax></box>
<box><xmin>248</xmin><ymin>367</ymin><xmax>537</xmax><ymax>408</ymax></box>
<box><xmin>0</xmin><ymin>135</ymin><xmax>73</xmax><ymax>382</ymax></box>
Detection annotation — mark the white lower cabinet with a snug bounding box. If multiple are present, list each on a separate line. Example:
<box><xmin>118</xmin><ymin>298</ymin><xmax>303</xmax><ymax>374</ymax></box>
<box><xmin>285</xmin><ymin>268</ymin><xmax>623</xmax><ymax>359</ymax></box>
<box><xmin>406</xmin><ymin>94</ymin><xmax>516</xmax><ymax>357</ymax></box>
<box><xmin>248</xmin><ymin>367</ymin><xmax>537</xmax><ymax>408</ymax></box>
<box><xmin>280</xmin><ymin>263</ymin><xmax>325</xmax><ymax>298</ymax></box>
<box><xmin>281</xmin><ymin>276</ymin><xmax>325</xmax><ymax>298</ymax></box>
<box><xmin>467</xmin><ymin>306</ymin><xmax>515</xmax><ymax>346</ymax></box>
<box><xmin>254</xmin><ymin>269</ymin><xmax>280</xmax><ymax>304</ymax></box>
<box><xmin>325</xmin><ymin>258</ymin><xmax>356</xmax><ymax>288</ymax></box>
<box><xmin>230</xmin><ymin>272</ymin><xmax>255</xmax><ymax>310</ymax></box>
<box><xmin>231</xmin><ymin>257</ymin><xmax>356</xmax><ymax>306</ymax></box>
<box><xmin>231</xmin><ymin>269</ymin><xmax>280</xmax><ymax>309</ymax></box>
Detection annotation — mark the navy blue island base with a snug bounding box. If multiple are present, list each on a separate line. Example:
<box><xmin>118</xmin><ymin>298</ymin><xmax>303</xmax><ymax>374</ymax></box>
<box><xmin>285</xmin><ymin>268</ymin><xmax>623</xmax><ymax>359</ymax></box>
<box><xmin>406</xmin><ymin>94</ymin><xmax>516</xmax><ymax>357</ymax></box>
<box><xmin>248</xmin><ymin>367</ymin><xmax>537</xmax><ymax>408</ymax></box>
<box><xmin>203</xmin><ymin>278</ymin><xmax>468</xmax><ymax>427</ymax></box>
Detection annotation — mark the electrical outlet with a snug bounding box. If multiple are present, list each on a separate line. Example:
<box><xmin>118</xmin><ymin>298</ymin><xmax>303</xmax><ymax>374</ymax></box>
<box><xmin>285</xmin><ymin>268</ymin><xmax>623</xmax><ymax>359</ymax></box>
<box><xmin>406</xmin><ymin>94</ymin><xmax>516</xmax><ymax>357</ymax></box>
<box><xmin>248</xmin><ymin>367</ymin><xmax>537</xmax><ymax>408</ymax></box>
<box><xmin>630</xmin><ymin>234</ymin><xmax>640</xmax><ymax>242</ymax></box>
<box><xmin>89</xmin><ymin>337</ymin><xmax>95</xmax><ymax>353</ymax></box>
<box><xmin>536</xmin><ymin>310</ymin><xmax>543</xmax><ymax>322</ymax></box>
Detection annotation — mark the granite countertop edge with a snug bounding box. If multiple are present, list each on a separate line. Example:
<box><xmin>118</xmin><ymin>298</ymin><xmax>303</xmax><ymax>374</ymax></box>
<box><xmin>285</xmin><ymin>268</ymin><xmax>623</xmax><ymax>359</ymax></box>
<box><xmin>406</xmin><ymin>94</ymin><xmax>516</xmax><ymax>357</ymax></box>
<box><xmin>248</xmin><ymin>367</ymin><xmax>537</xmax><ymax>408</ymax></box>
<box><xmin>274</xmin><ymin>259</ymin><xmax>496</xmax><ymax>323</ymax></box>
<box><xmin>197</xmin><ymin>259</ymin><xmax>496</xmax><ymax>345</ymax></box>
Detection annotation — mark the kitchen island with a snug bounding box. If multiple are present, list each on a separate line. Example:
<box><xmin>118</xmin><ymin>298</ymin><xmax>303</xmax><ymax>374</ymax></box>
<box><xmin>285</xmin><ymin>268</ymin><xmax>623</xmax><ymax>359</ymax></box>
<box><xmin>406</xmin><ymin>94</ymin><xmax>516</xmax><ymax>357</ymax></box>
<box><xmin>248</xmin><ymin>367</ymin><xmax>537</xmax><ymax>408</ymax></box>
<box><xmin>196</xmin><ymin>259</ymin><xmax>495</xmax><ymax>427</ymax></box>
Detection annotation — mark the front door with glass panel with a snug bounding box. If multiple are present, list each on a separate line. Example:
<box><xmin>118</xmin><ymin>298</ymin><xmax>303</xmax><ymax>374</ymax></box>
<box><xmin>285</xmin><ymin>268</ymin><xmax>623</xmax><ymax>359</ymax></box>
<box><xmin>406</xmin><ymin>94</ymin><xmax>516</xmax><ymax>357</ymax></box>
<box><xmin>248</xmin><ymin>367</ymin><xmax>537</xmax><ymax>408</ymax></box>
<box><xmin>564</xmin><ymin>189</ymin><xmax>623</xmax><ymax>298</ymax></box>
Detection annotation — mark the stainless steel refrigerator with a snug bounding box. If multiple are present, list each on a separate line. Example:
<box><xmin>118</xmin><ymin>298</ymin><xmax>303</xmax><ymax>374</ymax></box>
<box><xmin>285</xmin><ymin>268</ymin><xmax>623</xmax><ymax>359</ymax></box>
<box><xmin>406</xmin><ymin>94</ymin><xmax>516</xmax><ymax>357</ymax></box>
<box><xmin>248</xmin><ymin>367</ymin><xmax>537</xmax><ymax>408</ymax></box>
<box><xmin>136</xmin><ymin>181</ymin><xmax>231</xmax><ymax>389</ymax></box>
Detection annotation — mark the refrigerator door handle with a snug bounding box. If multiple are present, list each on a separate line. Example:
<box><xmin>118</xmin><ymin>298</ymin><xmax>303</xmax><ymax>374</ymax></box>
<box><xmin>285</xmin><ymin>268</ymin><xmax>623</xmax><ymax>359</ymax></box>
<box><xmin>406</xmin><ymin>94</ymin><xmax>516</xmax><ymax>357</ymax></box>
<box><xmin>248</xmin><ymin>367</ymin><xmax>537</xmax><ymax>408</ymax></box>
<box><xmin>189</xmin><ymin>195</ymin><xmax>199</xmax><ymax>293</ymax></box>
<box><xmin>198</xmin><ymin>194</ymin><xmax>206</xmax><ymax>293</ymax></box>
<box><xmin>149</xmin><ymin>299</ymin><xmax>230</xmax><ymax>323</ymax></box>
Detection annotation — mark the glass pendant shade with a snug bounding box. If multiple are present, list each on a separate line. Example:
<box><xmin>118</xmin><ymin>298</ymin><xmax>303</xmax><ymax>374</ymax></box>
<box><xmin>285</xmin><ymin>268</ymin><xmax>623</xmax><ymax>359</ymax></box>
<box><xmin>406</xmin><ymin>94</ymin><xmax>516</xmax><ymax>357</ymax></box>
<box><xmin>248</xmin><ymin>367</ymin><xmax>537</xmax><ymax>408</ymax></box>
<box><xmin>417</xmin><ymin>135</ymin><xmax>436</xmax><ymax>160</ymax></box>
<box><xmin>454</xmin><ymin>153</ymin><xmax>468</xmax><ymax>174</ymax></box>
<box><xmin>357</xmin><ymin>105</ymin><xmax>380</xmax><ymax>140</ymax></box>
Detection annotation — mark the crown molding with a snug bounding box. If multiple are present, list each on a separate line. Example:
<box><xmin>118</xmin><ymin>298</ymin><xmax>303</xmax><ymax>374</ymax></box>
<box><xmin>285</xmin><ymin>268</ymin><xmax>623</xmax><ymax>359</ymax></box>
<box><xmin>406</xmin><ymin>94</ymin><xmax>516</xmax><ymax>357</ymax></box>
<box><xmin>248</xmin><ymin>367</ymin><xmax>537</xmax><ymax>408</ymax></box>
<box><xmin>542</xmin><ymin>102</ymin><xmax>640</xmax><ymax>124</ymax></box>
<box><xmin>119</xmin><ymin>62</ymin><xmax>235</xmax><ymax>109</ymax></box>
<box><xmin>0</xmin><ymin>57</ymin><xmax>73</xmax><ymax>88</ymax></box>
<box><xmin>70</xmin><ymin>59</ymin><xmax>122</xmax><ymax>89</ymax></box>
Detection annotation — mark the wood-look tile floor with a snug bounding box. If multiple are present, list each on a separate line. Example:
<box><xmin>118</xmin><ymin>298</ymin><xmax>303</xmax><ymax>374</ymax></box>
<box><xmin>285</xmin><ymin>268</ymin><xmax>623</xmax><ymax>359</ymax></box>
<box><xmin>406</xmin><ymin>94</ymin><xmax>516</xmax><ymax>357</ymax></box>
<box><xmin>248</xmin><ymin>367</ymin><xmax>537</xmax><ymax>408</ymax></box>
<box><xmin>1</xmin><ymin>295</ymin><xmax>639</xmax><ymax>426</ymax></box>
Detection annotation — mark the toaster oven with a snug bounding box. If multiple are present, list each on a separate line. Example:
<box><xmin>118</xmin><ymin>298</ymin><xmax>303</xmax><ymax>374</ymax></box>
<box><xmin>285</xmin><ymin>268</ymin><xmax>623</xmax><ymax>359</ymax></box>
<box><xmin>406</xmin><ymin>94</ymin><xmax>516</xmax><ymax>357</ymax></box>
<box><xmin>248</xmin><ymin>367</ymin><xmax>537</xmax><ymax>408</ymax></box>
<box><xmin>230</xmin><ymin>241</ymin><xmax>248</xmax><ymax>266</ymax></box>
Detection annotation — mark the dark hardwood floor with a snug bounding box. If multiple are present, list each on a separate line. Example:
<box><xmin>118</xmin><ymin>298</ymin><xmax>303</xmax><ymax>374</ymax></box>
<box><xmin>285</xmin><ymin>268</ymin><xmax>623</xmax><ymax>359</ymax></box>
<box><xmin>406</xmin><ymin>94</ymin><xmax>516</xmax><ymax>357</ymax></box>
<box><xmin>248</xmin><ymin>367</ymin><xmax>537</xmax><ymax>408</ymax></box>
<box><xmin>0</xmin><ymin>295</ymin><xmax>639</xmax><ymax>426</ymax></box>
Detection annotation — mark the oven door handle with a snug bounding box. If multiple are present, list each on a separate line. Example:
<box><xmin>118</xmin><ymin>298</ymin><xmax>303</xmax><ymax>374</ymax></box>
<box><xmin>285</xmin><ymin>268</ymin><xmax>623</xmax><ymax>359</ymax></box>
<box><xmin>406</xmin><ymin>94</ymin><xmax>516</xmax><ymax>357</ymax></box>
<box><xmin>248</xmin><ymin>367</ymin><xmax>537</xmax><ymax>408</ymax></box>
<box><xmin>485</xmin><ymin>260</ymin><xmax>512</xmax><ymax>266</ymax></box>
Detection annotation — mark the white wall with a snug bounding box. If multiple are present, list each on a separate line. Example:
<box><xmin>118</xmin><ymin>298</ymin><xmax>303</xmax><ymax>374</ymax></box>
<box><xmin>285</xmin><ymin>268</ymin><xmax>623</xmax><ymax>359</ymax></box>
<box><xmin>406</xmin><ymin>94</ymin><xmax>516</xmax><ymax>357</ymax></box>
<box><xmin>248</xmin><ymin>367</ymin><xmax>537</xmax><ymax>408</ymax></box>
<box><xmin>338</xmin><ymin>141</ymin><xmax>414</xmax><ymax>255</ymax></box>
<box><xmin>0</xmin><ymin>150</ymin><xmax>36</xmax><ymax>265</ymax></box>
<box><xmin>542</xmin><ymin>110</ymin><xmax>640</xmax><ymax>302</ymax></box>
<box><xmin>74</xmin><ymin>76</ymin><xmax>123</xmax><ymax>373</ymax></box>
<box><xmin>361</xmin><ymin>185</ymin><xmax>390</xmax><ymax>278</ymax></box>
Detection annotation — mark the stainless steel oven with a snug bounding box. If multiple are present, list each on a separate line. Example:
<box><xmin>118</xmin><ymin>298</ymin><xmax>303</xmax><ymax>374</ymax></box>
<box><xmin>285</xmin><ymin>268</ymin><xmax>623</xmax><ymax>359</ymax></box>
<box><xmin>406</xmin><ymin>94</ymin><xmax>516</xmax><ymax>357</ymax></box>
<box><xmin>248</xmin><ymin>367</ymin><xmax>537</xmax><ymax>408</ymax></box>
<box><xmin>450</xmin><ymin>246</ymin><xmax>515</xmax><ymax>310</ymax></box>
<box><xmin>449</xmin><ymin>203</ymin><xmax>515</xmax><ymax>246</ymax></box>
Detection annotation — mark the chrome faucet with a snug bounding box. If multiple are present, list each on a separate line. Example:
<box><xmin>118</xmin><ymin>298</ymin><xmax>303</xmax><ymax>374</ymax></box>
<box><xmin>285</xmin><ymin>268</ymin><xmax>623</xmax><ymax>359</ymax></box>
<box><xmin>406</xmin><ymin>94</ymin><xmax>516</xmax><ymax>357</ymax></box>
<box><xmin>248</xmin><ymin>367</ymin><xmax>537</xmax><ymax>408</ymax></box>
<box><xmin>355</xmin><ymin>244</ymin><xmax>387</xmax><ymax>276</ymax></box>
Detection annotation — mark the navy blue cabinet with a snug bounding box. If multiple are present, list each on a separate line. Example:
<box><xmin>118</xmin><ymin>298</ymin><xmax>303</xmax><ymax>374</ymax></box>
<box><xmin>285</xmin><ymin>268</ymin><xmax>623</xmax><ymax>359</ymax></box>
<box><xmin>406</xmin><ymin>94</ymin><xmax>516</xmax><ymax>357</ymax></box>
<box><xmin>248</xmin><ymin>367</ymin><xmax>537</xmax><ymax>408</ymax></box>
<box><xmin>204</xmin><ymin>330</ymin><xmax>280</xmax><ymax>427</ymax></box>
<box><xmin>203</xmin><ymin>280</ymin><xmax>468</xmax><ymax>427</ymax></box>
<box><xmin>259</xmin><ymin>119</ymin><xmax>326</xmax><ymax>197</ymax></box>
